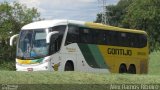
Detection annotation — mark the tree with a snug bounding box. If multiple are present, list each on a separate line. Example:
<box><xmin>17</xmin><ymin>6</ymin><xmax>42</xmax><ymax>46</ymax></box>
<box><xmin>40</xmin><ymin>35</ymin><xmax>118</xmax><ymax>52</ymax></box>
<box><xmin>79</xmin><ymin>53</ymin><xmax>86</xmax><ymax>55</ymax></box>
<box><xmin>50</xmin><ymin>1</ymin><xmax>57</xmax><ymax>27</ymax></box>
<box><xmin>95</xmin><ymin>0</ymin><xmax>133</xmax><ymax>26</ymax></box>
<box><xmin>122</xmin><ymin>0</ymin><xmax>160</xmax><ymax>51</ymax></box>
<box><xmin>95</xmin><ymin>0</ymin><xmax>160</xmax><ymax>51</ymax></box>
<box><xmin>0</xmin><ymin>1</ymin><xmax>41</xmax><ymax>37</ymax></box>
<box><xmin>0</xmin><ymin>1</ymin><xmax>41</xmax><ymax>61</ymax></box>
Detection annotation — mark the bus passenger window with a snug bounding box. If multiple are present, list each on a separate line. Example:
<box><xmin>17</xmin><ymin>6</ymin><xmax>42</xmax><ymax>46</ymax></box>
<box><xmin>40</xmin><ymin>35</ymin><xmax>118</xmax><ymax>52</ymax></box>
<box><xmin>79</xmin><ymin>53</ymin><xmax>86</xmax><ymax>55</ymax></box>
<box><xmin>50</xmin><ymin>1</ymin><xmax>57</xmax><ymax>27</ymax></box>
<box><xmin>49</xmin><ymin>35</ymin><xmax>60</xmax><ymax>55</ymax></box>
<box><xmin>79</xmin><ymin>27</ymin><xmax>92</xmax><ymax>44</ymax></box>
<box><xmin>49</xmin><ymin>25</ymin><xmax>66</xmax><ymax>54</ymax></box>
<box><xmin>65</xmin><ymin>25</ymin><xmax>79</xmax><ymax>45</ymax></box>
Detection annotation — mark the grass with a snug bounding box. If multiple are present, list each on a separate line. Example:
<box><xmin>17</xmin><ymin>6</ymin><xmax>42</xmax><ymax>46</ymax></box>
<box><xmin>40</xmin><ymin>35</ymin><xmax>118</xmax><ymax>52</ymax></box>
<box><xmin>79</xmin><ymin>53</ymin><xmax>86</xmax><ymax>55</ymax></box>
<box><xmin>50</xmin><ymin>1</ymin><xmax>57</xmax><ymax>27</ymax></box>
<box><xmin>0</xmin><ymin>51</ymin><xmax>160</xmax><ymax>90</ymax></box>
<box><xmin>148</xmin><ymin>51</ymin><xmax>160</xmax><ymax>75</ymax></box>
<box><xmin>0</xmin><ymin>71</ymin><xmax>160</xmax><ymax>90</ymax></box>
<box><xmin>0</xmin><ymin>71</ymin><xmax>160</xmax><ymax>84</ymax></box>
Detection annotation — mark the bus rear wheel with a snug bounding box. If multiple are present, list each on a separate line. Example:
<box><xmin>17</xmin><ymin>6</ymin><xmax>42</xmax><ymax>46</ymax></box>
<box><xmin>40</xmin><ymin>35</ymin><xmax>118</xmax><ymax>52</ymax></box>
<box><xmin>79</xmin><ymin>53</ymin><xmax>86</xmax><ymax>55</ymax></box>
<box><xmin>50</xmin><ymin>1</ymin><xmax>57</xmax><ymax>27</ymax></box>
<box><xmin>128</xmin><ymin>64</ymin><xmax>136</xmax><ymax>74</ymax></box>
<box><xmin>119</xmin><ymin>64</ymin><xmax>127</xmax><ymax>73</ymax></box>
<box><xmin>64</xmin><ymin>61</ymin><xmax>74</xmax><ymax>71</ymax></box>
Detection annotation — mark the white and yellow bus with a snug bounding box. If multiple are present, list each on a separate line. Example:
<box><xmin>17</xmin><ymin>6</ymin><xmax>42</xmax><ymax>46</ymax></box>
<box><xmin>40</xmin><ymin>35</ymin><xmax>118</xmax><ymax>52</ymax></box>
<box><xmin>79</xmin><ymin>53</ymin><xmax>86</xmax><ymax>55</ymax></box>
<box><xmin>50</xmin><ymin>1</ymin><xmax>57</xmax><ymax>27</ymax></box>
<box><xmin>10</xmin><ymin>20</ymin><xmax>149</xmax><ymax>74</ymax></box>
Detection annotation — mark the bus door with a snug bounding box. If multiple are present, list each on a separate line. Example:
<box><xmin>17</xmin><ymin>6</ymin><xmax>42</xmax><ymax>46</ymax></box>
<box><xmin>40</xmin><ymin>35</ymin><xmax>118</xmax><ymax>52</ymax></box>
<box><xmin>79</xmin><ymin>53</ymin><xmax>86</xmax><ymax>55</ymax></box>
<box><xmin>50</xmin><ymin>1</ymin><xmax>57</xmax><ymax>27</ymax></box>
<box><xmin>49</xmin><ymin>34</ymin><xmax>62</xmax><ymax>71</ymax></box>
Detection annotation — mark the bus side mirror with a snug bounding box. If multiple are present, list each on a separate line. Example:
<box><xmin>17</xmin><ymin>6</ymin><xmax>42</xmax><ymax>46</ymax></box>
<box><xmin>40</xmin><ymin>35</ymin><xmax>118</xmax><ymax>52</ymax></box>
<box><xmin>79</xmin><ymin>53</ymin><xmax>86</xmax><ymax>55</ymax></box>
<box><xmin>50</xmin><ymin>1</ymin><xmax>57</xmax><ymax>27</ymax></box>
<box><xmin>46</xmin><ymin>31</ymin><xmax>59</xmax><ymax>44</ymax></box>
<box><xmin>10</xmin><ymin>34</ymin><xmax>19</xmax><ymax>46</ymax></box>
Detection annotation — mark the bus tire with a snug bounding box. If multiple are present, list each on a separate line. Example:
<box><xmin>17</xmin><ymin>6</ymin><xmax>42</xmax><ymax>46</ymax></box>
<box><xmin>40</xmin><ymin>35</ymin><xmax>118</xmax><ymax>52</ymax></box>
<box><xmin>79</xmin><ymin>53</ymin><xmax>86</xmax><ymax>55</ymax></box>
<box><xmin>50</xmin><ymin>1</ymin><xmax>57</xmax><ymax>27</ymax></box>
<box><xmin>128</xmin><ymin>64</ymin><xmax>136</xmax><ymax>74</ymax></box>
<box><xmin>119</xmin><ymin>64</ymin><xmax>127</xmax><ymax>73</ymax></box>
<box><xmin>64</xmin><ymin>61</ymin><xmax>74</xmax><ymax>71</ymax></box>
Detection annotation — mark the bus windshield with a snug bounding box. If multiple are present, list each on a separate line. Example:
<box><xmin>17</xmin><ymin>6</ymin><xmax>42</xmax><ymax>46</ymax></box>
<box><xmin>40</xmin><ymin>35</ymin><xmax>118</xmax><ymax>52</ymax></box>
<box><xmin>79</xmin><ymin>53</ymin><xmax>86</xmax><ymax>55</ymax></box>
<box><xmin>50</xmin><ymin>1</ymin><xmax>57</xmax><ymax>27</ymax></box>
<box><xmin>17</xmin><ymin>29</ymin><xmax>48</xmax><ymax>60</ymax></box>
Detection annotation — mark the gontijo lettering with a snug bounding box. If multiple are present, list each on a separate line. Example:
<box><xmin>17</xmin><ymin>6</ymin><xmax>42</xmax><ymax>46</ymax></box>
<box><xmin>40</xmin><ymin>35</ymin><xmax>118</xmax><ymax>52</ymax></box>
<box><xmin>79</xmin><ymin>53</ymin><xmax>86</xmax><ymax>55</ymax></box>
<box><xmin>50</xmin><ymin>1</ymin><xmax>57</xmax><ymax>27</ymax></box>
<box><xmin>108</xmin><ymin>48</ymin><xmax>132</xmax><ymax>56</ymax></box>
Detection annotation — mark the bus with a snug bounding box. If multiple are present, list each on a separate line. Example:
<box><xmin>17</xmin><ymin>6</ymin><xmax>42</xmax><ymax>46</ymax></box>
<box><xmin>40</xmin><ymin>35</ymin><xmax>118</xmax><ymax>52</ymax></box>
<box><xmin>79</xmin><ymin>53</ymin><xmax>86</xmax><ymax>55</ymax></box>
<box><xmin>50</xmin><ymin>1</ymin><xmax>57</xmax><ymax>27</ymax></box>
<box><xmin>10</xmin><ymin>19</ymin><xmax>149</xmax><ymax>74</ymax></box>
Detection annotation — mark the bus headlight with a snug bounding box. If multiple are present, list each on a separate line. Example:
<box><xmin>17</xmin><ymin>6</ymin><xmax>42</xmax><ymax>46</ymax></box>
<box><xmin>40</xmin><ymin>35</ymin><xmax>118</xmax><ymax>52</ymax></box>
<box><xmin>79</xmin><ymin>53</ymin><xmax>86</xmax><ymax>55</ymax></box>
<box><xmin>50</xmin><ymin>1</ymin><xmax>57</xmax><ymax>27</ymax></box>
<box><xmin>41</xmin><ymin>56</ymin><xmax>50</xmax><ymax>64</ymax></box>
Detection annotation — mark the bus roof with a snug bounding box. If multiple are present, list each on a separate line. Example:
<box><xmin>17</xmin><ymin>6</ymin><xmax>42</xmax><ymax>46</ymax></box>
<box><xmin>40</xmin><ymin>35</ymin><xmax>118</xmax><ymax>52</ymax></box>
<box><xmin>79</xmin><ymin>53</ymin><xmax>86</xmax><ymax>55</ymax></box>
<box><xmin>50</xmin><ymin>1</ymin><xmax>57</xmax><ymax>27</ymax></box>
<box><xmin>21</xmin><ymin>19</ymin><xmax>147</xmax><ymax>35</ymax></box>
<box><xmin>21</xmin><ymin>19</ymin><xmax>85</xmax><ymax>30</ymax></box>
<box><xmin>85</xmin><ymin>22</ymin><xmax>147</xmax><ymax>35</ymax></box>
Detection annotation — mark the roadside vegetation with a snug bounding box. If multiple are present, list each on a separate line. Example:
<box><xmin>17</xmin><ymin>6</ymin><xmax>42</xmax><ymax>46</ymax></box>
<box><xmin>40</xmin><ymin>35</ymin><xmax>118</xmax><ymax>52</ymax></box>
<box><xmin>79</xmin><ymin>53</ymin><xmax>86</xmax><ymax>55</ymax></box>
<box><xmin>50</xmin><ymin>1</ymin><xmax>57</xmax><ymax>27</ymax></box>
<box><xmin>0</xmin><ymin>0</ymin><xmax>160</xmax><ymax>89</ymax></box>
<box><xmin>0</xmin><ymin>51</ymin><xmax>159</xmax><ymax>84</ymax></box>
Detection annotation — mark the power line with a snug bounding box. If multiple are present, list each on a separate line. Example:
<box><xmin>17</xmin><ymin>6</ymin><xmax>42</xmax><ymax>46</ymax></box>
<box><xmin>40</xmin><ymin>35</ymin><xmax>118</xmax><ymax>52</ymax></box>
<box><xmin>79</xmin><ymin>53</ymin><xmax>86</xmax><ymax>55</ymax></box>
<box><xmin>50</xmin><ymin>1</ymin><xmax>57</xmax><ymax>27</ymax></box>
<box><xmin>98</xmin><ymin>0</ymin><xmax>109</xmax><ymax>25</ymax></box>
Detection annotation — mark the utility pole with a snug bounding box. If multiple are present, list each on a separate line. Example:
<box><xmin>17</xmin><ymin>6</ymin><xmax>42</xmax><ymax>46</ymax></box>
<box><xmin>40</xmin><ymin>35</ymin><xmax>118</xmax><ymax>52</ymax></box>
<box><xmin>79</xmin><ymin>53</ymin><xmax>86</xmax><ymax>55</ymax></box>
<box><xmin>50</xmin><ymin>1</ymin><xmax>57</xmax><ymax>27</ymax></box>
<box><xmin>98</xmin><ymin>0</ymin><xmax>109</xmax><ymax>25</ymax></box>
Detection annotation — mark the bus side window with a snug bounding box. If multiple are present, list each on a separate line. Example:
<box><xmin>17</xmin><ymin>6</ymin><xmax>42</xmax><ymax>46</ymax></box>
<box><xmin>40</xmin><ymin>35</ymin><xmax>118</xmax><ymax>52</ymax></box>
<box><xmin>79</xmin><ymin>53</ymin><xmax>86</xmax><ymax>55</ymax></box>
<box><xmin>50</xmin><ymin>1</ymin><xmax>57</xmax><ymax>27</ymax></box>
<box><xmin>49</xmin><ymin>34</ymin><xmax>60</xmax><ymax>55</ymax></box>
<box><xmin>105</xmin><ymin>30</ymin><xmax>111</xmax><ymax>45</ymax></box>
<box><xmin>92</xmin><ymin>30</ymin><xmax>106</xmax><ymax>45</ymax></box>
<box><xmin>79</xmin><ymin>28</ymin><xmax>92</xmax><ymax>43</ymax></box>
<box><xmin>138</xmin><ymin>34</ymin><xmax>147</xmax><ymax>48</ymax></box>
<box><xmin>49</xmin><ymin>25</ymin><xmax>66</xmax><ymax>55</ymax></box>
<box><xmin>49</xmin><ymin>35</ymin><xmax>55</xmax><ymax>55</ymax></box>
<box><xmin>65</xmin><ymin>25</ymin><xmax>79</xmax><ymax>45</ymax></box>
<box><xmin>49</xmin><ymin>25</ymin><xmax>66</xmax><ymax>48</ymax></box>
<box><xmin>109</xmin><ymin>31</ymin><xmax>117</xmax><ymax>46</ymax></box>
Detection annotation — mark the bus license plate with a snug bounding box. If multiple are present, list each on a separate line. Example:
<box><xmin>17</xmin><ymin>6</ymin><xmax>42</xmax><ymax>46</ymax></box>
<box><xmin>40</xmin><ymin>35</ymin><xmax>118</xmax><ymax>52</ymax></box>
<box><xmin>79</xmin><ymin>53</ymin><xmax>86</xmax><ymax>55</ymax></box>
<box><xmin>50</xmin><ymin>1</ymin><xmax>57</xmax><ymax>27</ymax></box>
<box><xmin>27</xmin><ymin>68</ymin><xmax>33</xmax><ymax>71</ymax></box>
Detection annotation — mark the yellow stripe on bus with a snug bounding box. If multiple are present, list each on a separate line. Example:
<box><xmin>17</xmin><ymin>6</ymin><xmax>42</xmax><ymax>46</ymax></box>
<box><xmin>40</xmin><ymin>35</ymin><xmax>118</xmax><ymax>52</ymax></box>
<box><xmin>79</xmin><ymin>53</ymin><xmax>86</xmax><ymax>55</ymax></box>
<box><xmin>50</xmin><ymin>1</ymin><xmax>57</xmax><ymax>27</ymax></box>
<box><xmin>85</xmin><ymin>22</ymin><xmax>147</xmax><ymax>35</ymax></box>
<box><xmin>16</xmin><ymin>59</ymin><xmax>32</xmax><ymax>64</ymax></box>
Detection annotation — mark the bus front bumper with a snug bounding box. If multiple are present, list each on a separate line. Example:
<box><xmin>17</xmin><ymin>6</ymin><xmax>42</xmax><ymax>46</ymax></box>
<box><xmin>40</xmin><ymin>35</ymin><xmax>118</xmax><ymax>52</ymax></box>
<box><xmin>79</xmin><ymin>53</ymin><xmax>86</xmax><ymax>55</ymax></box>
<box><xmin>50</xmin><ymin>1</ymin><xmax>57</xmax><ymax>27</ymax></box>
<box><xmin>16</xmin><ymin>62</ymin><xmax>50</xmax><ymax>71</ymax></box>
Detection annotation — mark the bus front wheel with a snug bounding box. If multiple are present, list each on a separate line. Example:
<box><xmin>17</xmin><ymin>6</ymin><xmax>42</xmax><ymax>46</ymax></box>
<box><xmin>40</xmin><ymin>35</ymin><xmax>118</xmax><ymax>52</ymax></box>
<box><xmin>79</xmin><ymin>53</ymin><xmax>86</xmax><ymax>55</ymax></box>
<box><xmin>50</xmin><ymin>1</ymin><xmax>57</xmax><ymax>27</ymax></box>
<box><xmin>64</xmin><ymin>61</ymin><xmax>74</xmax><ymax>71</ymax></box>
<box><xmin>119</xmin><ymin>64</ymin><xmax>127</xmax><ymax>73</ymax></box>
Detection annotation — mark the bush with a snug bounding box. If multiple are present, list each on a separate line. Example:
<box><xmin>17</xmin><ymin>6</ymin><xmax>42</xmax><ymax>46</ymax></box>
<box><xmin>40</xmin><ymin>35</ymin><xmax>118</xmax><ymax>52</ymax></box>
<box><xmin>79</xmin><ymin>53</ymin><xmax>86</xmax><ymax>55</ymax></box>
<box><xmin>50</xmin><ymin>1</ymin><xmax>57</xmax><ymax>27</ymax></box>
<box><xmin>0</xmin><ymin>60</ymin><xmax>16</xmax><ymax>71</ymax></box>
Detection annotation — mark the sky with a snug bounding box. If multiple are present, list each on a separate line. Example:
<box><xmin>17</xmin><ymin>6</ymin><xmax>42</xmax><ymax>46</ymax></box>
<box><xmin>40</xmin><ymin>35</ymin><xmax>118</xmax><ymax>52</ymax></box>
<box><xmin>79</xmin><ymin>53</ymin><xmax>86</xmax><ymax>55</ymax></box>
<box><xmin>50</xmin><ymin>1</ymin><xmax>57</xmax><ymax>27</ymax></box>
<box><xmin>0</xmin><ymin>0</ymin><xmax>120</xmax><ymax>22</ymax></box>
